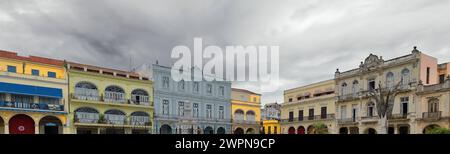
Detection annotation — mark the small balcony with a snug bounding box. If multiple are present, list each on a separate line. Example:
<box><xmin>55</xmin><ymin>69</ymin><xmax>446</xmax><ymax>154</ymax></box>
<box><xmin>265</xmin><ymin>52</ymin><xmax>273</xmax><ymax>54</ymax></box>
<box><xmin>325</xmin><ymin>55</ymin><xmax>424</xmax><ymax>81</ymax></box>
<box><xmin>104</xmin><ymin>92</ymin><xmax>126</xmax><ymax>103</ymax></box>
<box><xmin>337</xmin><ymin>93</ymin><xmax>359</xmax><ymax>102</ymax></box>
<box><xmin>390</xmin><ymin>113</ymin><xmax>408</xmax><ymax>120</ymax></box>
<box><xmin>361</xmin><ymin>115</ymin><xmax>378</xmax><ymax>123</ymax></box>
<box><xmin>338</xmin><ymin>118</ymin><xmax>358</xmax><ymax>125</ymax></box>
<box><xmin>0</xmin><ymin>101</ymin><xmax>64</xmax><ymax>112</ymax></box>
<box><xmin>422</xmin><ymin>112</ymin><xmax>441</xmax><ymax>120</ymax></box>
<box><xmin>281</xmin><ymin>114</ymin><xmax>335</xmax><ymax>123</ymax></box>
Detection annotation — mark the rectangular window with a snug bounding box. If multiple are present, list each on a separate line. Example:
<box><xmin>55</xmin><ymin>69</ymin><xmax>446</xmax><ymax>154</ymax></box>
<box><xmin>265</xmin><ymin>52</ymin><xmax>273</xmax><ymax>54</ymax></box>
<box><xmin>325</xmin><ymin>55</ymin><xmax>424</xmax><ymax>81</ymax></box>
<box><xmin>219</xmin><ymin>106</ymin><xmax>224</xmax><ymax>119</ymax></box>
<box><xmin>308</xmin><ymin>108</ymin><xmax>314</xmax><ymax>120</ymax></box>
<box><xmin>219</xmin><ymin>86</ymin><xmax>225</xmax><ymax>96</ymax></box>
<box><xmin>298</xmin><ymin>110</ymin><xmax>304</xmax><ymax>121</ymax></box>
<box><xmin>400</xmin><ymin>97</ymin><xmax>409</xmax><ymax>116</ymax></box>
<box><xmin>162</xmin><ymin>76</ymin><xmax>170</xmax><ymax>88</ymax></box>
<box><xmin>288</xmin><ymin>98</ymin><xmax>293</xmax><ymax>102</ymax></box>
<box><xmin>268</xmin><ymin>126</ymin><xmax>271</xmax><ymax>134</ymax></box>
<box><xmin>321</xmin><ymin>107</ymin><xmax>327</xmax><ymax>119</ymax></box>
<box><xmin>47</xmin><ymin>71</ymin><xmax>56</xmax><ymax>78</ymax></box>
<box><xmin>368</xmin><ymin>79</ymin><xmax>375</xmax><ymax>90</ymax></box>
<box><xmin>178</xmin><ymin>101</ymin><xmax>185</xmax><ymax>116</ymax></box>
<box><xmin>193</xmin><ymin>103</ymin><xmax>199</xmax><ymax>118</ymax></box>
<box><xmin>288</xmin><ymin>111</ymin><xmax>294</xmax><ymax>122</ymax></box>
<box><xmin>439</xmin><ymin>74</ymin><xmax>445</xmax><ymax>84</ymax></box>
<box><xmin>340</xmin><ymin>105</ymin><xmax>347</xmax><ymax>119</ymax></box>
<box><xmin>162</xmin><ymin>100</ymin><xmax>169</xmax><ymax>115</ymax></box>
<box><xmin>7</xmin><ymin>65</ymin><xmax>17</xmax><ymax>73</ymax></box>
<box><xmin>274</xmin><ymin>126</ymin><xmax>278</xmax><ymax>134</ymax></box>
<box><xmin>193</xmin><ymin>82</ymin><xmax>199</xmax><ymax>92</ymax></box>
<box><xmin>426</xmin><ymin>67</ymin><xmax>430</xmax><ymax>84</ymax></box>
<box><xmin>206</xmin><ymin>104</ymin><xmax>212</xmax><ymax>118</ymax></box>
<box><xmin>206</xmin><ymin>84</ymin><xmax>212</xmax><ymax>94</ymax></box>
<box><xmin>31</xmin><ymin>69</ymin><xmax>40</xmax><ymax>76</ymax></box>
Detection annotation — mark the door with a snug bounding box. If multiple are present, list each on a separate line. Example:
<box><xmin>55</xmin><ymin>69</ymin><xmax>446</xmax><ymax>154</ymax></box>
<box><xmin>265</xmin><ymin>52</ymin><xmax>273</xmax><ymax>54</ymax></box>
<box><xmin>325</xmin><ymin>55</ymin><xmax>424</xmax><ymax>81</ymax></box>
<box><xmin>321</xmin><ymin>107</ymin><xmax>327</xmax><ymax>119</ymax></box>
<box><xmin>402</xmin><ymin>103</ymin><xmax>408</xmax><ymax>116</ymax></box>
<box><xmin>9</xmin><ymin>115</ymin><xmax>35</xmax><ymax>134</ymax></box>
<box><xmin>44</xmin><ymin>126</ymin><xmax>59</xmax><ymax>134</ymax></box>
<box><xmin>308</xmin><ymin>109</ymin><xmax>314</xmax><ymax>120</ymax></box>
<box><xmin>352</xmin><ymin>108</ymin><xmax>356</xmax><ymax>122</ymax></box>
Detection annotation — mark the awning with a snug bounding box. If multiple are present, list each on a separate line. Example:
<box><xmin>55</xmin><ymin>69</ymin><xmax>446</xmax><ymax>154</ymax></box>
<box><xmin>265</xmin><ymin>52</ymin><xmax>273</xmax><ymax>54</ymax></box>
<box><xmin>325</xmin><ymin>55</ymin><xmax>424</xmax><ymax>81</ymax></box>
<box><xmin>0</xmin><ymin>82</ymin><xmax>62</xmax><ymax>98</ymax></box>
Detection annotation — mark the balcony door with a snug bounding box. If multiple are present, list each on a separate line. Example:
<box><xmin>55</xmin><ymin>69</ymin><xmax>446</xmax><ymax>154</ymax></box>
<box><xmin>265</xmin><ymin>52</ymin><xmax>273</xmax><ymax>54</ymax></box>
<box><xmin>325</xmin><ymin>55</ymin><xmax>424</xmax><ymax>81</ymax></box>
<box><xmin>321</xmin><ymin>107</ymin><xmax>327</xmax><ymax>119</ymax></box>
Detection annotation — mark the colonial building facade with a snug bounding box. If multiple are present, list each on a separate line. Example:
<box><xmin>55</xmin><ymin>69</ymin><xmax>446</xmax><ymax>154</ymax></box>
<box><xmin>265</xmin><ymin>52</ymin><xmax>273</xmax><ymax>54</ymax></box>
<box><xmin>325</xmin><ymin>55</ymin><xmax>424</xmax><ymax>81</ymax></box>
<box><xmin>261</xmin><ymin>102</ymin><xmax>281</xmax><ymax>134</ymax></box>
<box><xmin>335</xmin><ymin>47</ymin><xmax>449</xmax><ymax>134</ymax></box>
<box><xmin>281</xmin><ymin>79</ymin><xmax>336</xmax><ymax>134</ymax></box>
<box><xmin>153</xmin><ymin>64</ymin><xmax>232</xmax><ymax>134</ymax></box>
<box><xmin>67</xmin><ymin>62</ymin><xmax>153</xmax><ymax>134</ymax></box>
<box><xmin>231</xmin><ymin>88</ymin><xmax>261</xmax><ymax>134</ymax></box>
<box><xmin>0</xmin><ymin>50</ymin><xmax>68</xmax><ymax>134</ymax></box>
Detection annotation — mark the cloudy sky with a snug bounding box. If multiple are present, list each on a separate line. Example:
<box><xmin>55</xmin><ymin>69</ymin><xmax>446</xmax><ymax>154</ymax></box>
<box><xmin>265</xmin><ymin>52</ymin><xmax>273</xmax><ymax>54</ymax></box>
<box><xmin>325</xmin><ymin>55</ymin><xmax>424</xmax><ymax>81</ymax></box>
<box><xmin>1</xmin><ymin>0</ymin><xmax>450</xmax><ymax>104</ymax></box>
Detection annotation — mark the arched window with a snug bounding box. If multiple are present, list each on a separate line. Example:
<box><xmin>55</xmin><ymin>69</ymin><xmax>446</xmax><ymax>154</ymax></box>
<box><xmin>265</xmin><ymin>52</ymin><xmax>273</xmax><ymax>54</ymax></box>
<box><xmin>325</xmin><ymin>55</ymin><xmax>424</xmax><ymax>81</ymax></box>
<box><xmin>130</xmin><ymin>111</ymin><xmax>150</xmax><ymax>125</ymax></box>
<box><xmin>104</xmin><ymin>109</ymin><xmax>126</xmax><ymax>125</ymax></box>
<box><xmin>386</xmin><ymin>72</ymin><xmax>394</xmax><ymax>89</ymax></box>
<box><xmin>234</xmin><ymin>109</ymin><xmax>244</xmax><ymax>121</ymax></box>
<box><xmin>341</xmin><ymin>82</ymin><xmax>348</xmax><ymax>96</ymax></box>
<box><xmin>74</xmin><ymin>107</ymin><xmax>99</xmax><ymax>123</ymax></box>
<box><xmin>246</xmin><ymin>110</ymin><xmax>256</xmax><ymax>121</ymax></box>
<box><xmin>104</xmin><ymin>86</ymin><xmax>125</xmax><ymax>103</ymax></box>
<box><xmin>401</xmin><ymin>69</ymin><xmax>410</xmax><ymax>88</ymax></box>
<box><xmin>178</xmin><ymin>80</ymin><xmax>185</xmax><ymax>90</ymax></box>
<box><xmin>131</xmin><ymin>89</ymin><xmax>150</xmax><ymax>105</ymax></box>
<box><xmin>428</xmin><ymin>98</ymin><xmax>439</xmax><ymax>113</ymax></box>
<box><xmin>352</xmin><ymin>80</ymin><xmax>359</xmax><ymax>97</ymax></box>
<box><xmin>74</xmin><ymin>82</ymin><xmax>99</xmax><ymax>100</ymax></box>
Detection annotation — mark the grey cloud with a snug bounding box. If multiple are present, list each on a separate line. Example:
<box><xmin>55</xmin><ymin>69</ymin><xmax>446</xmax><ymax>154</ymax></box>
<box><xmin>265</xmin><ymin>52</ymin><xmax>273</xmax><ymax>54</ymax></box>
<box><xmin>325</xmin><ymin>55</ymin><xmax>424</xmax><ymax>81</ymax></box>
<box><xmin>1</xmin><ymin>0</ymin><xmax>450</xmax><ymax>105</ymax></box>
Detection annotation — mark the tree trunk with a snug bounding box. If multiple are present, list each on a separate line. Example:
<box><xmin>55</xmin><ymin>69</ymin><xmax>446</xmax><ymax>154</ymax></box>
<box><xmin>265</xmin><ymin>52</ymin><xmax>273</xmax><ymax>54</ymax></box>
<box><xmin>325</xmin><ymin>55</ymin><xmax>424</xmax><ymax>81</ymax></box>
<box><xmin>378</xmin><ymin>115</ymin><xmax>388</xmax><ymax>134</ymax></box>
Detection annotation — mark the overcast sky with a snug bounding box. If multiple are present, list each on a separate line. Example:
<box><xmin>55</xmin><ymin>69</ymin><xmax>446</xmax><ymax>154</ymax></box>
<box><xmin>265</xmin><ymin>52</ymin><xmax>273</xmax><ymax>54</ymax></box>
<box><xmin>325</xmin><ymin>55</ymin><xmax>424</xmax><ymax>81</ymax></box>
<box><xmin>1</xmin><ymin>0</ymin><xmax>450</xmax><ymax>105</ymax></box>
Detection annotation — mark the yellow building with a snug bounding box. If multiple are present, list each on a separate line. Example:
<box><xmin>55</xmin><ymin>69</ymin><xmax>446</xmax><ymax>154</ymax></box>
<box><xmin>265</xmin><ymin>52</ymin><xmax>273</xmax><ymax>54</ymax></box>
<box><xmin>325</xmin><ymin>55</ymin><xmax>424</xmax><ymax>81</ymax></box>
<box><xmin>281</xmin><ymin>79</ymin><xmax>336</xmax><ymax>134</ymax></box>
<box><xmin>262</xmin><ymin>120</ymin><xmax>281</xmax><ymax>134</ymax></box>
<box><xmin>0</xmin><ymin>50</ymin><xmax>69</xmax><ymax>134</ymax></box>
<box><xmin>67</xmin><ymin>62</ymin><xmax>154</xmax><ymax>134</ymax></box>
<box><xmin>231</xmin><ymin>88</ymin><xmax>261</xmax><ymax>134</ymax></box>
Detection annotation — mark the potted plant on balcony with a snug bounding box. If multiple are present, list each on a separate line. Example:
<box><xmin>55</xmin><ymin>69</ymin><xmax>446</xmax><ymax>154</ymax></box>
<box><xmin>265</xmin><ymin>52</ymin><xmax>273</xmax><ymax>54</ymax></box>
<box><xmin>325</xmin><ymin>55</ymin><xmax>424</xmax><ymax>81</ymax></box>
<box><xmin>98</xmin><ymin>114</ymin><xmax>105</xmax><ymax>124</ymax></box>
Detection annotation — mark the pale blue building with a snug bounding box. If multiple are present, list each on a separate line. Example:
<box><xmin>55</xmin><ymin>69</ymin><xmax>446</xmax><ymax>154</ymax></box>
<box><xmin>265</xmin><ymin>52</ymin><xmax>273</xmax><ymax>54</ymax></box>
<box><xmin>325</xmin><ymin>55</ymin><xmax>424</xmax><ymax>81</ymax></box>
<box><xmin>152</xmin><ymin>64</ymin><xmax>232</xmax><ymax>134</ymax></box>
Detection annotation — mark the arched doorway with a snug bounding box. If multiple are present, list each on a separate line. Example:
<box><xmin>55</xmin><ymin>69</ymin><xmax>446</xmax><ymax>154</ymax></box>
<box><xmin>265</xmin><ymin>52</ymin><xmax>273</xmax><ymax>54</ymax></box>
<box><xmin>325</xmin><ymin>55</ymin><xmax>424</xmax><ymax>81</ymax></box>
<box><xmin>246</xmin><ymin>128</ymin><xmax>255</xmax><ymax>134</ymax></box>
<box><xmin>234</xmin><ymin>127</ymin><xmax>244</xmax><ymax>134</ymax></box>
<box><xmin>39</xmin><ymin>116</ymin><xmax>62</xmax><ymax>134</ymax></box>
<box><xmin>307</xmin><ymin>125</ymin><xmax>315</xmax><ymax>134</ymax></box>
<box><xmin>398</xmin><ymin>125</ymin><xmax>410</xmax><ymax>134</ymax></box>
<box><xmin>297</xmin><ymin>126</ymin><xmax>305</xmax><ymax>134</ymax></box>
<box><xmin>366</xmin><ymin>128</ymin><xmax>377</xmax><ymax>134</ymax></box>
<box><xmin>288</xmin><ymin>127</ymin><xmax>296</xmax><ymax>134</ymax></box>
<box><xmin>349</xmin><ymin>127</ymin><xmax>359</xmax><ymax>134</ymax></box>
<box><xmin>204</xmin><ymin>126</ymin><xmax>214</xmax><ymax>134</ymax></box>
<box><xmin>423</xmin><ymin>124</ymin><xmax>440</xmax><ymax>134</ymax></box>
<box><xmin>339</xmin><ymin>127</ymin><xmax>348</xmax><ymax>134</ymax></box>
<box><xmin>0</xmin><ymin>116</ymin><xmax>4</xmax><ymax>134</ymax></box>
<box><xmin>9</xmin><ymin>114</ymin><xmax>35</xmax><ymax>134</ymax></box>
<box><xmin>217</xmin><ymin>127</ymin><xmax>226</xmax><ymax>134</ymax></box>
<box><xmin>160</xmin><ymin>124</ymin><xmax>172</xmax><ymax>134</ymax></box>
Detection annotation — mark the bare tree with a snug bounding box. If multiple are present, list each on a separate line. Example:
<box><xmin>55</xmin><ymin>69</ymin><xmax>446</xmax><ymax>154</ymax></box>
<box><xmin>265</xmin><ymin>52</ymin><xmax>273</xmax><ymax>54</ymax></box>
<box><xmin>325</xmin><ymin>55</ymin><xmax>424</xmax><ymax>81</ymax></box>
<box><xmin>368</xmin><ymin>81</ymin><xmax>402</xmax><ymax>134</ymax></box>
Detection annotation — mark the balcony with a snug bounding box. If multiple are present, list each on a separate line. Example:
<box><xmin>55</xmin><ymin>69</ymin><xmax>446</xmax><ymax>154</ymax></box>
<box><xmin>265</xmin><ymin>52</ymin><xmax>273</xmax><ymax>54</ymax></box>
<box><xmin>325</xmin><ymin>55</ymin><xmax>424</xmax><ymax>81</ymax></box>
<box><xmin>338</xmin><ymin>118</ymin><xmax>358</xmax><ymax>125</ymax></box>
<box><xmin>390</xmin><ymin>113</ymin><xmax>408</xmax><ymax>120</ymax></box>
<box><xmin>281</xmin><ymin>114</ymin><xmax>335</xmax><ymax>123</ymax></box>
<box><xmin>71</xmin><ymin>93</ymin><xmax>153</xmax><ymax>106</ymax></box>
<box><xmin>0</xmin><ymin>101</ymin><xmax>64</xmax><ymax>112</ymax></box>
<box><xmin>422</xmin><ymin>112</ymin><xmax>441</xmax><ymax>120</ymax></box>
<box><xmin>74</xmin><ymin>113</ymin><xmax>152</xmax><ymax>126</ymax></box>
<box><xmin>232</xmin><ymin>119</ymin><xmax>260</xmax><ymax>125</ymax></box>
<box><xmin>337</xmin><ymin>93</ymin><xmax>359</xmax><ymax>102</ymax></box>
<box><xmin>361</xmin><ymin>115</ymin><xmax>378</xmax><ymax>123</ymax></box>
<box><xmin>104</xmin><ymin>92</ymin><xmax>126</xmax><ymax>103</ymax></box>
<box><xmin>155</xmin><ymin>114</ymin><xmax>231</xmax><ymax>123</ymax></box>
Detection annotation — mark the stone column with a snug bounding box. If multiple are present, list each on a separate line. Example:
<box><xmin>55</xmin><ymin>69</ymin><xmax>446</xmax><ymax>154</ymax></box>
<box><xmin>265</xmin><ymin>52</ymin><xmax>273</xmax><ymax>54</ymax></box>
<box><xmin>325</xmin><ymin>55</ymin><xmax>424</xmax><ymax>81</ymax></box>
<box><xmin>4</xmin><ymin>123</ymin><xmax>9</xmax><ymax>134</ymax></box>
<box><xmin>35</xmin><ymin>124</ymin><xmax>39</xmax><ymax>134</ymax></box>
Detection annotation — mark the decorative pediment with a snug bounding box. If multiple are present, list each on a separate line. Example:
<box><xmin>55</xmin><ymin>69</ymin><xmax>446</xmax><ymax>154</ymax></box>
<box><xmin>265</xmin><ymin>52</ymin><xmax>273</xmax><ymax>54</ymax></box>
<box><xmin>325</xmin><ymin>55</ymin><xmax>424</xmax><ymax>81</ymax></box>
<box><xmin>360</xmin><ymin>53</ymin><xmax>383</xmax><ymax>70</ymax></box>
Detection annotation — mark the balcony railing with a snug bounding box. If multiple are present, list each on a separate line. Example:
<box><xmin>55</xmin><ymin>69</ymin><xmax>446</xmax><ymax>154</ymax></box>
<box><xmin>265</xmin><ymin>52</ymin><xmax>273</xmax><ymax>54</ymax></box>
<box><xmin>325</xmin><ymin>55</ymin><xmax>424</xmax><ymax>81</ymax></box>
<box><xmin>74</xmin><ymin>88</ymin><xmax>100</xmax><ymax>101</ymax></box>
<box><xmin>0</xmin><ymin>101</ymin><xmax>64</xmax><ymax>111</ymax></box>
<box><xmin>131</xmin><ymin>95</ymin><xmax>150</xmax><ymax>105</ymax></box>
<box><xmin>74</xmin><ymin>113</ymin><xmax>152</xmax><ymax>126</ymax></box>
<box><xmin>104</xmin><ymin>92</ymin><xmax>126</xmax><ymax>103</ymax></box>
<box><xmin>155</xmin><ymin>114</ymin><xmax>231</xmax><ymax>122</ymax></box>
<box><xmin>281</xmin><ymin>114</ymin><xmax>335</xmax><ymax>123</ymax></box>
<box><xmin>337</xmin><ymin>93</ymin><xmax>359</xmax><ymax>101</ymax></box>
<box><xmin>390</xmin><ymin>113</ymin><xmax>408</xmax><ymax>119</ymax></box>
<box><xmin>71</xmin><ymin>93</ymin><xmax>153</xmax><ymax>106</ymax></box>
<box><xmin>337</xmin><ymin>118</ymin><xmax>358</xmax><ymax>124</ymax></box>
<box><xmin>422</xmin><ymin>112</ymin><xmax>441</xmax><ymax>119</ymax></box>
<box><xmin>232</xmin><ymin>119</ymin><xmax>260</xmax><ymax>125</ymax></box>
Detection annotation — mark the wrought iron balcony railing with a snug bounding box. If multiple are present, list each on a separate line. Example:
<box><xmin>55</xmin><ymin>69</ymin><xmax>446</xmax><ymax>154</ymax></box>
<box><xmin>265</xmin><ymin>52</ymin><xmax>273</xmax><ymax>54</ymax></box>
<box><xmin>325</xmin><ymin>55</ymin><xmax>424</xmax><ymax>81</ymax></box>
<box><xmin>0</xmin><ymin>101</ymin><xmax>64</xmax><ymax>111</ymax></box>
<box><xmin>422</xmin><ymin>111</ymin><xmax>441</xmax><ymax>119</ymax></box>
